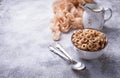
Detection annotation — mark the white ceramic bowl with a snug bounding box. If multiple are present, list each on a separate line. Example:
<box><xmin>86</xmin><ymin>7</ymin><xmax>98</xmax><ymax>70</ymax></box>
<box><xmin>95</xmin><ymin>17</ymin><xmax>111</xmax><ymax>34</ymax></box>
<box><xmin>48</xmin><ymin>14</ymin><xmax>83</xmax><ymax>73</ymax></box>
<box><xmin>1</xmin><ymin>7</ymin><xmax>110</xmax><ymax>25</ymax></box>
<box><xmin>74</xmin><ymin>46</ymin><xmax>104</xmax><ymax>60</ymax></box>
<box><xmin>71</xmin><ymin>29</ymin><xmax>108</xmax><ymax>60</ymax></box>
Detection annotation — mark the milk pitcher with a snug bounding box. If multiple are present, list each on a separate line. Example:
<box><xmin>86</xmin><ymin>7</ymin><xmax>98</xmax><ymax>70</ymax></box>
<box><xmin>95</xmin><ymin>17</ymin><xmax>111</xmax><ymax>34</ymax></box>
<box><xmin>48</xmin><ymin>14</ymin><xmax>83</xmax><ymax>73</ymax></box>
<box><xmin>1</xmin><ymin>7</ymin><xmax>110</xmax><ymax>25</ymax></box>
<box><xmin>83</xmin><ymin>3</ymin><xmax>112</xmax><ymax>30</ymax></box>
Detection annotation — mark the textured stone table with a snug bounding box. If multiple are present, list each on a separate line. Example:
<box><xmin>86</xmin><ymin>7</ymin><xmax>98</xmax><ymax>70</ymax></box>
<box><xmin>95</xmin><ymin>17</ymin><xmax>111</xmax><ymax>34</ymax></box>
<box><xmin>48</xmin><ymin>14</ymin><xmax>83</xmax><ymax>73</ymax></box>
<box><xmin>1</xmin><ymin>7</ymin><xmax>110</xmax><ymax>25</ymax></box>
<box><xmin>0</xmin><ymin>0</ymin><xmax>120</xmax><ymax>78</ymax></box>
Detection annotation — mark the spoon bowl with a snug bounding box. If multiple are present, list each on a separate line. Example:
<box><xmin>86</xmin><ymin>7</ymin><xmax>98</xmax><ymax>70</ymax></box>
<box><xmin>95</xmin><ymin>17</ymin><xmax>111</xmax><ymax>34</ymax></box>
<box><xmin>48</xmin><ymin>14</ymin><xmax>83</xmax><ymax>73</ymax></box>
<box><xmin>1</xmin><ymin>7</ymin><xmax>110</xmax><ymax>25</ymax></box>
<box><xmin>72</xmin><ymin>61</ymin><xmax>86</xmax><ymax>71</ymax></box>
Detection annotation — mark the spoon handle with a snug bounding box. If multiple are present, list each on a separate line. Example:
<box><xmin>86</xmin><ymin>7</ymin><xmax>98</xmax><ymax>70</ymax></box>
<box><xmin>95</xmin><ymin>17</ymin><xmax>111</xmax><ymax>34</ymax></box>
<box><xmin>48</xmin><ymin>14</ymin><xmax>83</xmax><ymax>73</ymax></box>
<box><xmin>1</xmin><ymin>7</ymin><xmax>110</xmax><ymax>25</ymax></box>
<box><xmin>55</xmin><ymin>43</ymin><xmax>73</xmax><ymax>62</ymax></box>
<box><xmin>48</xmin><ymin>45</ymin><xmax>71</xmax><ymax>62</ymax></box>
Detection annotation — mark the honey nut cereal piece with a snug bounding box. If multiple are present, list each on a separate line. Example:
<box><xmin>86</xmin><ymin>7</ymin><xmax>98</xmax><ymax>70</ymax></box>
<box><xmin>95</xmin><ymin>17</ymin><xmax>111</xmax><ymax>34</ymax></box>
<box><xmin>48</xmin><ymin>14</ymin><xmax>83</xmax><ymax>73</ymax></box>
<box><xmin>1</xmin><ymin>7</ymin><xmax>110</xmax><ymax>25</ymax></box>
<box><xmin>79</xmin><ymin>33</ymin><xmax>84</xmax><ymax>37</ymax></box>
<box><xmin>88</xmin><ymin>30</ymin><xmax>95</xmax><ymax>34</ymax></box>
<box><xmin>87</xmin><ymin>39</ymin><xmax>93</xmax><ymax>44</ymax></box>
<box><xmin>94</xmin><ymin>31</ymin><xmax>99</xmax><ymax>35</ymax></box>
<box><xmin>94</xmin><ymin>43</ymin><xmax>100</xmax><ymax>49</ymax></box>
<box><xmin>78</xmin><ymin>36</ymin><xmax>83</xmax><ymax>40</ymax></box>
<box><xmin>78</xmin><ymin>41</ymin><xmax>82</xmax><ymax>45</ymax></box>
<box><xmin>81</xmin><ymin>44</ymin><xmax>88</xmax><ymax>50</ymax></box>
<box><xmin>82</xmin><ymin>38</ymin><xmax>88</xmax><ymax>43</ymax></box>
<box><xmin>83</xmin><ymin>28</ymin><xmax>88</xmax><ymax>31</ymax></box>
<box><xmin>71</xmin><ymin>38</ymin><xmax>75</xmax><ymax>42</ymax></box>
<box><xmin>74</xmin><ymin>43</ymin><xmax>78</xmax><ymax>46</ymax></box>
<box><xmin>72</xmin><ymin>38</ymin><xmax>78</xmax><ymax>43</ymax></box>
<box><xmin>85</xmin><ymin>29</ymin><xmax>91</xmax><ymax>32</ymax></box>
<box><xmin>85</xmin><ymin>34</ymin><xmax>92</xmax><ymax>40</ymax></box>
<box><xmin>99</xmin><ymin>34</ymin><xmax>106</xmax><ymax>39</ymax></box>
<box><xmin>73</xmin><ymin>30</ymin><xmax>82</xmax><ymax>34</ymax></box>
<box><xmin>72</xmin><ymin>38</ymin><xmax>79</xmax><ymax>42</ymax></box>
<box><xmin>72</xmin><ymin>35</ymin><xmax>76</xmax><ymax>39</ymax></box>
<box><xmin>92</xmin><ymin>44</ymin><xmax>100</xmax><ymax>51</ymax></box>
<box><xmin>73</xmin><ymin>33</ymin><xmax>79</xmax><ymax>38</ymax></box>
<box><xmin>78</xmin><ymin>38</ymin><xmax>84</xmax><ymax>43</ymax></box>
<box><xmin>96</xmin><ymin>37</ymin><xmax>101</xmax><ymax>41</ymax></box>
<box><xmin>91</xmin><ymin>38</ymin><xmax>98</xmax><ymax>42</ymax></box>
<box><xmin>79</xmin><ymin>38</ymin><xmax>85</xmax><ymax>43</ymax></box>
<box><xmin>83</xmin><ymin>32</ymin><xmax>88</xmax><ymax>35</ymax></box>
<box><xmin>92</xmin><ymin>46</ymin><xmax>99</xmax><ymax>51</ymax></box>
<box><xmin>87</xmin><ymin>43</ymin><xmax>93</xmax><ymax>50</ymax></box>
<box><xmin>76</xmin><ymin>30</ymin><xmax>82</xmax><ymax>34</ymax></box>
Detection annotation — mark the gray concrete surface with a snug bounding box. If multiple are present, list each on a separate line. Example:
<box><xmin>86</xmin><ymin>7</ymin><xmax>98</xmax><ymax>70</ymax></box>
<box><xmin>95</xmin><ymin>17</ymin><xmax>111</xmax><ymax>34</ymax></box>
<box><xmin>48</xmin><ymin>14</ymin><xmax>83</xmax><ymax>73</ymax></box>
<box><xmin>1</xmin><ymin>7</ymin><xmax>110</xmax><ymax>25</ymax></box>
<box><xmin>0</xmin><ymin>0</ymin><xmax>120</xmax><ymax>78</ymax></box>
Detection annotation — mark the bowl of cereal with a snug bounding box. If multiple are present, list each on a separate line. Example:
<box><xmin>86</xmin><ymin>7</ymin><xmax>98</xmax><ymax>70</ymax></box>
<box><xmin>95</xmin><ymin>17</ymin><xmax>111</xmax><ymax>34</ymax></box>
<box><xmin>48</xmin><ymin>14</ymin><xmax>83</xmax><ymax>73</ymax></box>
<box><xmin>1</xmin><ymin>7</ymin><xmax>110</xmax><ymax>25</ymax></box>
<box><xmin>71</xmin><ymin>29</ymin><xmax>108</xmax><ymax>60</ymax></box>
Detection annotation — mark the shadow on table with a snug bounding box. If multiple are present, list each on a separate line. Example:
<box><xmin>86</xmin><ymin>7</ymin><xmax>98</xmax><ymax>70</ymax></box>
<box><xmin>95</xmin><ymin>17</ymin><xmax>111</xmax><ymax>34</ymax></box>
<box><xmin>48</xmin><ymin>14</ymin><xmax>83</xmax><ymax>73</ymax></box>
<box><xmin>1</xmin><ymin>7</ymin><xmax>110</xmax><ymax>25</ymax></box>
<box><xmin>72</xmin><ymin>54</ymin><xmax>119</xmax><ymax>78</ymax></box>
<box><xmin>98</xmin><ymin>54</ymin><xmax>118</xmax><ymax>77</ymax></box>
<box><xmin>73</xmin><ymin>69</ymin><xmax>91</xmax><ymax>78</ymax></box>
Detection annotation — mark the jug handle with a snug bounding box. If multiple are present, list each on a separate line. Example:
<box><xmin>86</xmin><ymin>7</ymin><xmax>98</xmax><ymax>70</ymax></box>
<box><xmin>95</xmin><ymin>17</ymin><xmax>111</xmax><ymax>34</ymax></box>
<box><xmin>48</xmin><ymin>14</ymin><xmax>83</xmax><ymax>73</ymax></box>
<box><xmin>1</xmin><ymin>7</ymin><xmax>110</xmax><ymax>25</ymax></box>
<box><xmin>104</xmin><ymin>8</ymin><xmax>112</xmax><ymax>23</ymax></box>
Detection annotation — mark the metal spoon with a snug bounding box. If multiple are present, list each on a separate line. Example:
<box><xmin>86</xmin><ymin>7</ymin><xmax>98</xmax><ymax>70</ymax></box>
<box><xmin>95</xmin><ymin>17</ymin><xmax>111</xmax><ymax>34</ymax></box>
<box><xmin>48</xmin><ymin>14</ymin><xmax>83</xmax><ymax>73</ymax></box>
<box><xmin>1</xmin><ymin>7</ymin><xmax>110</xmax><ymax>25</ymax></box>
<box><xmin>55</xmin><ymin>43</ymin><xmax>86</xmax><ymax>70</ymax></box>
<box><xmin>48</xmin><ymin>43</ymin><xmax>86</xmax><ymax>71</ymax></box>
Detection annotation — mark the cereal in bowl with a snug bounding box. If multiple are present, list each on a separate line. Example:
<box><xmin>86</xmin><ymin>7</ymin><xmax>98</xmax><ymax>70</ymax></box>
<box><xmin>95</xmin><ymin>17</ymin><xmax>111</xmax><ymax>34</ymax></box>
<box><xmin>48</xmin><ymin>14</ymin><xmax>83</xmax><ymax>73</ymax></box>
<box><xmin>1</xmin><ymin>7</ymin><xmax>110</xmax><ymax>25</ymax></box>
<box><xmin>71</xmin><ymin>29</ymin><xmax>107</xmax><ymax>52</ymax></box>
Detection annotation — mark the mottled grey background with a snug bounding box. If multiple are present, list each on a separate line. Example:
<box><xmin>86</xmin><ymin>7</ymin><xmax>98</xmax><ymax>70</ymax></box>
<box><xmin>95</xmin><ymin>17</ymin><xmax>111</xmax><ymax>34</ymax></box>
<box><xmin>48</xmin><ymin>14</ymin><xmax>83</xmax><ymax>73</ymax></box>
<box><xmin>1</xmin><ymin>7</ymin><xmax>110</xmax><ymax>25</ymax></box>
<box><xmin>0</xmin><ymin>0</ymin><xmax>120</xmax><ymax>78</ymax></box>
